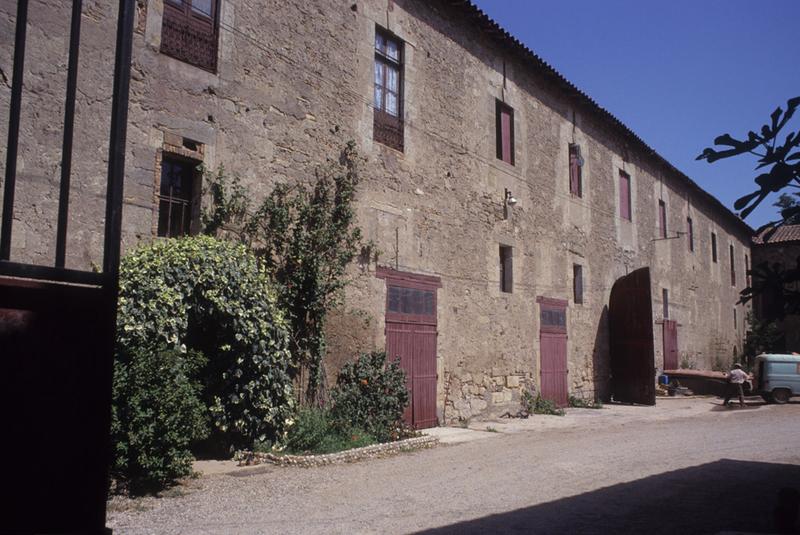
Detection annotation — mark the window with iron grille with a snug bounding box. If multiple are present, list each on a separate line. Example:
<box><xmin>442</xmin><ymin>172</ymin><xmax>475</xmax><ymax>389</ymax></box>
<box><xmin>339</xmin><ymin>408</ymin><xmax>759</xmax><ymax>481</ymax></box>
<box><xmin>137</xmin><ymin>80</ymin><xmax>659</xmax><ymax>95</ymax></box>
<box><xmin>500</xmin><ymin>245</ymin><xmax>513</xmax><ymax>293</ymax></box>
<box><xmin>711</xmin><ymin>232</ymin><xmax>718</xmax><ymax>263</ymax></box>
<box><xmin>374</xmin><ymin>28</ymin><xmax>404</xmax><ymax>151</ymax></box>
<box><xmin>730</xmin><ymin>244</ymin><xmax>736</xmax><ymax>286</ymax></box>
<box><xmin>161</xmin><ymin>0</ymin><xmax>219</xmax><ymax>72</ymax></box>
<box><xmin>619</xmin><ymin>170</ymin><xmax>631</xmax><ymax>221</ymax></box>
<box><xmin>569</xmin><ymin>144</ymin><xmax>582</xmax><ymax>197</ymax></box>
<box><xmin>687</xmin><ymin>217</ymin><xmax>694</xmax><ymax>252</ymax></box>
<box><xmin>658</xmin><ymin>200</ymin><xmax>667</xmax><ymax>238</ymax></box>
<box><xmin>573</xmin><ymin>264</ymin><xmax>584</xmax><ymax>304</ymax></box>
<box><xmin>157</xmin><ymin>156</ymin><xmax>198</xmax><ymax>238</ymax></box>
<box><xmin>496</xmin><ymin>100</ymin><xmax>515</xmax><ymax>165</ymax></box>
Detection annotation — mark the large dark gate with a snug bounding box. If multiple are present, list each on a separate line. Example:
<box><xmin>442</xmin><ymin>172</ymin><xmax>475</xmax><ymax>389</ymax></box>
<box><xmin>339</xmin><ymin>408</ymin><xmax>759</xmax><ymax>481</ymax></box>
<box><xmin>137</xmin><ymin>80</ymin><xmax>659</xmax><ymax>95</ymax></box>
<box><xmin>609</xmin><ymin>267</ymin><xmax>656</xmax><ymax>405</ymax></box>
<box><xmin>0</xmin><ymin>1</ymin><xmax>134</xmax><ymax>533</ymax></box>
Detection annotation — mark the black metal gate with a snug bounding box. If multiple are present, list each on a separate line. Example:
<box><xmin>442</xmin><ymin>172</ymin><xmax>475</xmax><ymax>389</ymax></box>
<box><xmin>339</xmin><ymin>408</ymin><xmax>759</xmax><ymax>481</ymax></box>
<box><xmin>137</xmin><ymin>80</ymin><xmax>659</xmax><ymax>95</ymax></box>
<box><xmin>609</xmin><ymin>267</ymin><xmax>656</xmax><ymax>405</ymax></box>
<box><xmin>1</xmin><ymin>1</ymin><xmax>134</xmax><ymax>532</ymax></box>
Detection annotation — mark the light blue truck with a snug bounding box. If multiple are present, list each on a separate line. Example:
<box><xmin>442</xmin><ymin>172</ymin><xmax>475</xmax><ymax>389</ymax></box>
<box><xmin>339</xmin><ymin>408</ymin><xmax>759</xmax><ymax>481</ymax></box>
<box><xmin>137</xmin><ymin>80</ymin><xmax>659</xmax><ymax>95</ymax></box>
<box><xmin>754</xmin><ymin>354</ymin><xmax>800</xmax><ymax>404</ymax></box>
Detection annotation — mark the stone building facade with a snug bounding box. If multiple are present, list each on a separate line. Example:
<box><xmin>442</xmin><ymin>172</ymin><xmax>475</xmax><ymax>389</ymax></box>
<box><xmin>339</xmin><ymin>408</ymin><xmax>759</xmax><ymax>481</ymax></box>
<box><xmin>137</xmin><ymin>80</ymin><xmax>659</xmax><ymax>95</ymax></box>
<box><xmin>1</xmin><ymin>0</ymin><xmax>752</xmax><ymax>424</ymax></box>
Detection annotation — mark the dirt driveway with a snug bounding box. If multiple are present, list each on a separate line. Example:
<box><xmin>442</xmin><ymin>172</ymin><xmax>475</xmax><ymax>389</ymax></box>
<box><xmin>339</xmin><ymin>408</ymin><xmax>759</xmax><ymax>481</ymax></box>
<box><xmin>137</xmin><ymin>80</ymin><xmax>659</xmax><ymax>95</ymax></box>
<box><xmin>108</xmin><ymin>397</ymin><xmax>800</xmax><ymax>534</ymax></box>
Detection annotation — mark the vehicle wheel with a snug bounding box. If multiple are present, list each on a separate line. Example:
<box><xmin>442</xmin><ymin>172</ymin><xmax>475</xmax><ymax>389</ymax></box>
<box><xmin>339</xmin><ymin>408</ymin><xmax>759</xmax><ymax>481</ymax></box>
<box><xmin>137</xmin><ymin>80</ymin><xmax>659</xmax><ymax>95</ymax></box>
<box><xmin>771</xmin><ymin>389</ymin><xmax>791</xmax><ymax>404</ymax></box>
<box><xmin>761</xmin><ymin>393</ymin><xmax>773</xmax><ymax>403</ymax></box>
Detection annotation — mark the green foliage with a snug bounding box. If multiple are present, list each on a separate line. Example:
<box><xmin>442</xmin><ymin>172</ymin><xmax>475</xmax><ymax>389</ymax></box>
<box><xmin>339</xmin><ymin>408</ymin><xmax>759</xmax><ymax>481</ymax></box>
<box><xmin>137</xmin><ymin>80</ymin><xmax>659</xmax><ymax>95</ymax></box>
<box><xmin>568</xmin><ymin>395</ymin><xmax>603</xmax><ymax>409</ymax></box>
<box><xmin>697</xmin><ymin>96</ymin><xmax>800</xmax><ymax>313</ymax></box>
<box><xmin>743</xmin><ymin>311</ymin><xmax>784</xmax><ymax>368</ymax></box>
<box><xmin>116</xmin><ymin>235</ymin><xmax>294</xmax><ymax>448</ymax></box>
<box><xmin>697</xmin><ymin>96</ymin><xmax>800</xmax><ymax>222</ymax></box>
<box><xmin>330</xmin><ymin>351</ymin><xmax>410</xmax><ymax>442</ymax></box>
<box><xmin>283</xmin><ymin>407</ymin><xmax>375</xmax><ymax>455</ymax></box>
<box><xmin>521</xmin><ymin>390</ymin><xmax>565</xmax><ymax>416</ymax></box>
<box><xmin>202</xmin><ymin>141</ymin><xmax>366</xmax><ymax>403</ymax></box>
<box><xmin>774</xmin><ymin>192</ymin><xmax>800</xmax><ymax>225</ymax></box>
<box><xmin>111</xmin><ymin>346</ymin><xmax>209</xmax><ymax>495</ymax></box>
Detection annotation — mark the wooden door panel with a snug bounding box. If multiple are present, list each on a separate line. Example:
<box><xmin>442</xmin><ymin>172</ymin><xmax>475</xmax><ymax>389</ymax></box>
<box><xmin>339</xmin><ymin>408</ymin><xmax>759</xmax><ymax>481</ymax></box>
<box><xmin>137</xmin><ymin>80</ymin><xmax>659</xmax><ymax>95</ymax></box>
<box><xmin>413</xmin><ymin>325</ymin><xmax>437</xmax><ymax>429</ymax></box>
<box><xmin>540</xmin><ymin>332</ymin><xmax>568</xmax><ymax>407</ymax></box>
<box><xmin>609</xmin><ymin>267</ymin><xmax>656</xmax><ymax>405</ymax></box>
<box><xmin>663</xmin><ymin>320</ymin><xmax>678</xmax><ymax>370</ymax></box>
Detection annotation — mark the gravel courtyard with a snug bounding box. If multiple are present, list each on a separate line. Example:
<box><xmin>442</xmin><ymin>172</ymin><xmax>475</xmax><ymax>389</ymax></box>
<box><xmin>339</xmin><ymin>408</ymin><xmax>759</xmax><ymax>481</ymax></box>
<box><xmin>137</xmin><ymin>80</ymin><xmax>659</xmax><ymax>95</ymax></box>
<box><xmin>108</xmin><ymin>397</ymin><xmax>800</xmax><ymax>534</ymax></box>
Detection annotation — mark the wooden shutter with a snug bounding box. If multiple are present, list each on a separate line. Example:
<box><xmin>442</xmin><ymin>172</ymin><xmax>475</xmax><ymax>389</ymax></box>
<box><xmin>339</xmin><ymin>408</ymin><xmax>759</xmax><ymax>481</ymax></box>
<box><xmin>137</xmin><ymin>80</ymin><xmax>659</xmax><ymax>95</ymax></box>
<box><xmin>619</xmin><ymin>171</ymin><xmax>631</xmax><ymax>220</ymax></box>
<box><xmin>569</xmin><ymin>145</ymin><xmax>582</xmax><ymax>197</ymax></box>
<box><xmin>496</xmin><ymin>101</ymin><xmax>514</xmax><ymax>165</ymax></box>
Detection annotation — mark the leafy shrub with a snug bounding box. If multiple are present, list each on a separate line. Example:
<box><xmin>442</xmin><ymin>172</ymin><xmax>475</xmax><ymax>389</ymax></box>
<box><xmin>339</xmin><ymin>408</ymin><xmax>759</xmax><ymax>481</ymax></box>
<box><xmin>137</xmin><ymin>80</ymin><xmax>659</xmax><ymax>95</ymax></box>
<box><xmin>116</xmin><ymin>236</ymin><xmax>294</xmax><ymax>447</ymax></box>
<box><xmin>111</xmin><ymin>346</ymin><xmax>208</xmax><ymax>495</ymax></box>
<box><xmin>284</xmin><ymin>407</ymin><xmax>375</xmax><ymax>455</ymax></box>
<box><xmin>330</xmin><ymin>351</ymin><xmax>409</xmax><ymax>442</ymax></box>
<box><xmin>521</xmin><ymin>390</ymin><xmax>565</xmax><ymax>416</ymax></box>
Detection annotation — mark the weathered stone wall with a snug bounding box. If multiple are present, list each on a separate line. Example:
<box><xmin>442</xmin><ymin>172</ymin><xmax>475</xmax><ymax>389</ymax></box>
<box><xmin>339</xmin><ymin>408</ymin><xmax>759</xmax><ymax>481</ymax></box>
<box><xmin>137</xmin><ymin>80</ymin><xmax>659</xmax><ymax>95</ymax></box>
<box><xmin>0</xmin><ymin>0</ymin><xmax>752</xmax><ymax>423</ymax></box>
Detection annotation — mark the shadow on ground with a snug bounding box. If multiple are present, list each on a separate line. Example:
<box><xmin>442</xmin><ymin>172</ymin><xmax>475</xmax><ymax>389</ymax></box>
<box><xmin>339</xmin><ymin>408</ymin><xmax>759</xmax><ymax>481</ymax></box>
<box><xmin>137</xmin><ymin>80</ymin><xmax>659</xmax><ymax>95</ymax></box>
<box><xmin>416</xmin><ymin>459</ymin><xmax>800</xmax><ymax>535</ymax></box>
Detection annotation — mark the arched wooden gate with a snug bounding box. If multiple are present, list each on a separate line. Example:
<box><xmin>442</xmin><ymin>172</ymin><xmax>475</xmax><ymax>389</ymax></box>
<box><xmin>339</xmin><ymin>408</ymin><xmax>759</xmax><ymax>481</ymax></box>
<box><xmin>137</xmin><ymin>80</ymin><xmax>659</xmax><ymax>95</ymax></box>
<box><xmin>609</xmin><ymin>267</ymin><xmax>656</xmax><ymax>405</ymax></box>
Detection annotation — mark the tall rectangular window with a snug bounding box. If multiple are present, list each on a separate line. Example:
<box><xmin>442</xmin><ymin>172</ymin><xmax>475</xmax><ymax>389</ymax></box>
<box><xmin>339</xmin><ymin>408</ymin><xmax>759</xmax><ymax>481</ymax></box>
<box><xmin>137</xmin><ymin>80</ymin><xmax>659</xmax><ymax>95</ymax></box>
<box><xmin>619</xmin><ymin>170</ymin><xmax>631</xmax><ymax>221</ymax></box>
<box><xmin>569</xmin><ymin>144</ymin><xmax>582</xmax><ymax>197</ymax></box>
<box><xmin>158</xmin><ymin>156</ymin><xmax>198</xmax><ymax>238</ymax></box>
<box><xmin>711</xmin><ymin>232</ymin><xmax>718</xmax><ymax>263</ymax></box>
<box><xmin>733</xmin><ymin>307</ymin><xmax>737</xmax><ymax>330</ymax></box>
<box><xmin>662</xmin><ymin>288</ymin><xmax>669</xmax><ymax>319</ymax></box>
<box><xmin>687</xmin><ymin>217</ymin><xmax>694</xmax><ymax>252</ymax></box>
<box><xmin>374</xmin><ymin>28</ymin><xmax>404</xmax><ymax>151</ymax></box>
<box><xmin>161</xmin><ymin>0</ymin><xmax>220</xmax><ymax>72</ymax></box>
<box><xmin>658</xmin><ymin>200</ymin><xmax>667</xmax><ymax>238</ymax></box>
<box><xmin>730</xmin><ymin>244</ymin><xmax>736</xmax><ymax>286</ymax></box>
<box><xmin>573</xmin><ymin>264</ymin><xmax>584</xmax><ymax>304</ymax></box>
<box><xmin>496</xmin><ymin>101</ymin><xmax>515</xmax><ymax>165</ymax></box>
<box><xmin>500</xmin><ymin>245</ymin><xmax>513</xmax><ymax>293</ymax></box>
<box><xmin>745</xmin><ymin>254</ymin><xmax>750</xmax><ymax>287</ymax></box>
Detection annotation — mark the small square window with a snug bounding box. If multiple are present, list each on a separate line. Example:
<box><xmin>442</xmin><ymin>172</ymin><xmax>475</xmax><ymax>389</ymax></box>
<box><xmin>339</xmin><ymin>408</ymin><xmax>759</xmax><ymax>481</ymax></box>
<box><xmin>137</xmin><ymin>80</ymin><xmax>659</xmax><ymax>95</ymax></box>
<box><xmin>500</xmin><ymin>245</ymin><xmax>513</xmax><ymax>293</ymax></box>
<box><xmin>496</xmin><ymin>101</ymin><xmax>514</xmax><ymax>165</ymax></box>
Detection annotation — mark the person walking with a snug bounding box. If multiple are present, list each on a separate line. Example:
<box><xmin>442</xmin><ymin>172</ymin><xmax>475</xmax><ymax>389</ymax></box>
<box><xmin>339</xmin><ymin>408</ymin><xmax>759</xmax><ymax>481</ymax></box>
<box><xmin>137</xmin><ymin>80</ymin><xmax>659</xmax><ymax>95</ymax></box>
<box><xmin>724</xmin><ymin>363</ymin><xmax>748</xmax><ymax>408</ymax></box>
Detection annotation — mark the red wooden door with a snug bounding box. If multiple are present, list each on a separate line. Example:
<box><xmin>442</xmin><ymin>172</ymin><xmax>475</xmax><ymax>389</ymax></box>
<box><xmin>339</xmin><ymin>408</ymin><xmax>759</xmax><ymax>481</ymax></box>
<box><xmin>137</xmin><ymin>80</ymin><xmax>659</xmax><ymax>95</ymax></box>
<box><xmin>379</xmin><ymin>268</ymin><xmax>441</xmax><ymax>429</ymax></box>
<box><xmin>538</xmin><ymin>297</ymin><xmax>569</xmax><ymax>407</ymax></box>
<box><xmin>663</xmin><ymin>320</ymin><xmax>678</xmax><ymax>370</ymax></box>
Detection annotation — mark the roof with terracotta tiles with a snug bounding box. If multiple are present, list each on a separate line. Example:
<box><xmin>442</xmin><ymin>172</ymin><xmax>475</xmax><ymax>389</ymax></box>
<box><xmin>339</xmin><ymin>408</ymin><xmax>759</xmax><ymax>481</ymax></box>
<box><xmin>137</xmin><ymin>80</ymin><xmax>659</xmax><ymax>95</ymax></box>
<box><xmin>753</xmin><ymin>224</ymin><xmax>800</xmax><ymax>245</ymax></box>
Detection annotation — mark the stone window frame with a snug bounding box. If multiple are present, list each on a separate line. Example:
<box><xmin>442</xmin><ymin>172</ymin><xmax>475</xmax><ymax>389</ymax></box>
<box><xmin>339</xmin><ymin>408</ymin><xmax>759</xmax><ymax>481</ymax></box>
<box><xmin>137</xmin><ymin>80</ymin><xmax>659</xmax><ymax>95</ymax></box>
<box><xmin>153</xmin><ymin>133</ymin><xmax>205</xmax><ymax>238</ymax></box>
<box><xmin>160</xmin><ymin>0</ymin><xmax>221</xmax><ymax>73</ymax></box>
<box><xmin>373</xmin><ymin>26</ymin><xmax>404</xmax><ymax>152</ymax></box>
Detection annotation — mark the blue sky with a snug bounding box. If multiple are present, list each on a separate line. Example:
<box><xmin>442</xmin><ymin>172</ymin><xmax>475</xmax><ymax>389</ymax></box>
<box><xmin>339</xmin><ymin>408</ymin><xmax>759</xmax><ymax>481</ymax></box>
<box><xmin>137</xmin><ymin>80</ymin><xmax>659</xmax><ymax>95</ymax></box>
<box><xmin>471</xmin><ymin>0</ymin><xmax>800</xmax><ymax>229</ymax></box>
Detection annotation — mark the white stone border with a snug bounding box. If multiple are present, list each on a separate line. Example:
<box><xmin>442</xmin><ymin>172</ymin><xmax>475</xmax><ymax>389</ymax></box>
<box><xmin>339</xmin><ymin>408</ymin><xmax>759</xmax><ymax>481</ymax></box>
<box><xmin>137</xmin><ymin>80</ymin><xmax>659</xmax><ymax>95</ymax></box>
<box><xmin>236</xmin><ymin>435</ymin><xmax>439</xmax><ymax>467</ymax></box>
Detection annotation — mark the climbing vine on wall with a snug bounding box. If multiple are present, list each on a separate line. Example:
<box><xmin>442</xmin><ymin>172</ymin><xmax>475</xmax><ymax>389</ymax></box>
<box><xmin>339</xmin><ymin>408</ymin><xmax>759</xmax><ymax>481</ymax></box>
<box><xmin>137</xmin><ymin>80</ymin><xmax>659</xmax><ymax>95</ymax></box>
<box><xmin>202</xmin><ymin>140</ymin><xmax>366</xmax><ymax>404</ymax></box>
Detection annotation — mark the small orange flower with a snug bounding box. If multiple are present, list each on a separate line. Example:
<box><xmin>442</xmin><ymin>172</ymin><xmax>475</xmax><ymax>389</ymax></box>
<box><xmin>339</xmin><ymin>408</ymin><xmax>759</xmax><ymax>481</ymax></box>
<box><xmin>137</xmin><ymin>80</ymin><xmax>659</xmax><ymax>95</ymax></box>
<box><xmin>360</xmin><ymin>379</ymin><xmax>369</xmax><ymax>386</ymax></box>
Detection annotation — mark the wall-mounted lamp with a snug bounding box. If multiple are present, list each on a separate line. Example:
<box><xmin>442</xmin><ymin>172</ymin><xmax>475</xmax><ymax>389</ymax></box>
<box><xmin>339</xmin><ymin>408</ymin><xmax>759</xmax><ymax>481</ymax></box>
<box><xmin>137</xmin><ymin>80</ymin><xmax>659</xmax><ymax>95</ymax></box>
<box><xmin>503</xmin><ymin>188</ymin><xmax>517</xmax><ymax>220</ymax></box>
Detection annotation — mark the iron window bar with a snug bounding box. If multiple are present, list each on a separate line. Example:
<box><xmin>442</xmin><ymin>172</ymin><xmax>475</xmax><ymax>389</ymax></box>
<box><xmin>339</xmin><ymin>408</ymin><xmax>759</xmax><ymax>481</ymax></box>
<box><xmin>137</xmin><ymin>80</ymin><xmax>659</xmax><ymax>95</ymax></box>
<box><xmin>1</xmin><ymin>0</ymin><xmax>135</xmax><ymax>287</ymax></box>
